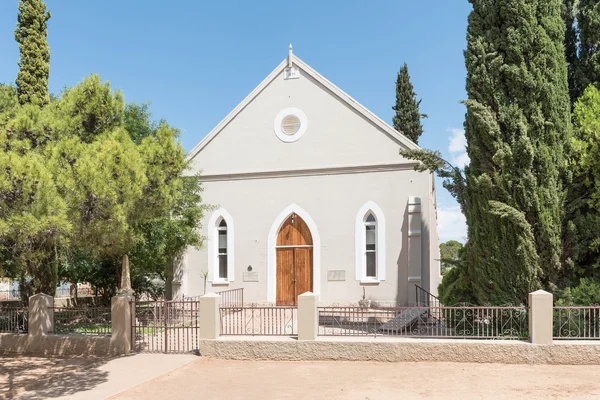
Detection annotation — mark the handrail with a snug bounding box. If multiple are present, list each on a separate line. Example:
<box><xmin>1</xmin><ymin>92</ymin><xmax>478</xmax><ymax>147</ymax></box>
<box><xmin>415</xmin><ymin>285</ymin><xmax>441</xmax><ymax>307</ymax></box>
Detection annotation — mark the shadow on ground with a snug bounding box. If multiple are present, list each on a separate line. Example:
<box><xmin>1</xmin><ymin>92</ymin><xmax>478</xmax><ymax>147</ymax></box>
<box><xmin>0</xmin><ymin>355</ymin><xmax>110</xmax><ymax>400</ymax></box>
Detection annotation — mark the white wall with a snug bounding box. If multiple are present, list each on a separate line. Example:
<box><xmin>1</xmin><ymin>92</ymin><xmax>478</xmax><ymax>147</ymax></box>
<box><xmin>181</xmin><ymin>168</ymin><xmax>437</xmax><ymax>305</ymax></box>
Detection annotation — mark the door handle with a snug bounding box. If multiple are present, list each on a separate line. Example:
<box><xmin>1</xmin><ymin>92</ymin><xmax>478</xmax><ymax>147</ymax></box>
<box><xmin>292</xmin><ymin>280</ymin><xmax>296</xmax><ymax>283</ymax></box>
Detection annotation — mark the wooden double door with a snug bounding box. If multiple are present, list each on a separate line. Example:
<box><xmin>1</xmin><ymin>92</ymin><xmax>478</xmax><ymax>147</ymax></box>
<box><xmin>276</xmin><ymin>213</ymin><xmax>313</xmax><ymax>306</ymax></box>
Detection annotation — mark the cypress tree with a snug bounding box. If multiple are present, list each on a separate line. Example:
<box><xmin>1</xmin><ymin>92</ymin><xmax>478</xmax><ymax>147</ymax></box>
<box><xmin>578</xmin><ymin>1</ymin><xmax>600</xmax><ymax>91</ymax></box>
<box><xmin>562</xmin><ymin>0</ymin><xmax>583</xmax><ymax>104</ymax></box>
<box><xmin>458</xmin><ymin>0</ymin><xmax>572</xmax><ymax>304</ymax></box>
<box><xmin>14</xmin><ymin>0</ymin><xmax>51</xmax><ymax>107</ymax></box>
<box><xmin>402</xmin><ymin>0</ymin><xmax>572</xmax><ymax>305</ymax></box>
<box><xmin>392</xmin><ymin>63</ymin><xmax>426</xmax><ymax>144</ymax></box>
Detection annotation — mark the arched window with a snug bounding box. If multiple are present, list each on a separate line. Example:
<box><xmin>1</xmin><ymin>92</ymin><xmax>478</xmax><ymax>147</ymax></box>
<box><xmin>364</xmin><ymin>213</ymin><xmax>377</xmax><ymax>278</ymax></box>
<box><xmin>355</xmin><ymin>201</ymin><xmax>386</xmax><ymax>282</ymax></box>
<box><xmin>208</xmin><ymin>208</ymin><xmax>234</xmax><ymax>284</ymax></box>
<box><xmin>217</xmin><ymin>219</ymin><xmax>228</xmax><ymax>280</ymax></box>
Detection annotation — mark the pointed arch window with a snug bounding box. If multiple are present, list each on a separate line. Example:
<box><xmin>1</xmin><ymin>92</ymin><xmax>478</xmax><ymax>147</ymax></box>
<box><xmin>208</xmin><ymin>208</ymin><xmax>235</xmax><ymax>284</ymax></box>
<box><xmin>355</xmin><ymin>201</ymin><xmax>386</xmax><ymax>282</ymax></box>
<box><xmin>217</xmin><ymin>219</ymin><xmax>228</xmax><ymax>280</ymax></box>
<box><xmin>364</xmin><ymin>213</ymin><xmax>377</xmax><ymax>278</ymax></box>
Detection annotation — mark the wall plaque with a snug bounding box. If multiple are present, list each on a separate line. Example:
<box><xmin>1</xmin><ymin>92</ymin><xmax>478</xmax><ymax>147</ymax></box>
<box><xmin>243</xmin><ymin>271</ymin><xmax>259</xmax><ymax>282</ymax></box>
<box><xmin>327</xmin><ymin>270</ymin><xmax>346</xmax><ymax>281</ymax></box>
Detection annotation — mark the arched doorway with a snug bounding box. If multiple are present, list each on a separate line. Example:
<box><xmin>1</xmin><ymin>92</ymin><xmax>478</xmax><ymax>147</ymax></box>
<box><xmin>276</xmin><ymin>213</ymin><xmax>313</xmax><ymax>306</ymax></box>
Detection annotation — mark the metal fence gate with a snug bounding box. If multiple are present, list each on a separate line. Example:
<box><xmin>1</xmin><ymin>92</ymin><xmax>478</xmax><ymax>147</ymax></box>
<box><xmin>131</xmin><ymin>299</ymin><xmax>200</xmax><ymax>353</ymax></box>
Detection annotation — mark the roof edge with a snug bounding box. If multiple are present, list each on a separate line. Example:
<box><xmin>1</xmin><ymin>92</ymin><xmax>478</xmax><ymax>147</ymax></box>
<box><xmin>187</xmin><ymin>54</ymin><xmax>420</xmax><ymax>161</ymax></box>
<box><xmin>186</xmin><ymin>58</ymin><xmax>289</xmax><ymax>161</ymax></box>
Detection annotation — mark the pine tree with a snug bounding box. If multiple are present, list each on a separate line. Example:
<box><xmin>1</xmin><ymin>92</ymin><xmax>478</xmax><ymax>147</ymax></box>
<box><xmin>392</xmin><ymin>63</ymin><xmax>426</xmax><ymax>144</ymax></box>
<box><xmin>14</xmin><ymin>0</ymin><xmax>51</xmax><ymax>107</ymax></box>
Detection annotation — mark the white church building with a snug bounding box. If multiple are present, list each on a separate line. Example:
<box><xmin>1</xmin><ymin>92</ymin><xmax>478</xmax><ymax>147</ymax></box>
<box><xmin>173</xmin><ymin>46</ymin><xmax>441</xmax><ymax>306</ymax></box>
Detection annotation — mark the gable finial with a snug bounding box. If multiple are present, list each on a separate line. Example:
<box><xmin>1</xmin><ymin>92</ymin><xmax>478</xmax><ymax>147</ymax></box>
<box><xmin>288</xmin><ymin>43</ymin><xmax>293</xmax><ymax>67</ymax></box>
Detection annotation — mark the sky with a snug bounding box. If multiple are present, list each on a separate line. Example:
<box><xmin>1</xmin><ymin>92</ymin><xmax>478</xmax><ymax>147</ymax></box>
<box><xmin>0</xmin><ymin>0</ymin><xmax>472</xmax><ymax>243</ymax></box>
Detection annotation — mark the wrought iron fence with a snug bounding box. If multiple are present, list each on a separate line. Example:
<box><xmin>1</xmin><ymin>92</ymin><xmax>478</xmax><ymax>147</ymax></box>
<box><xmin>553</xmin><ymin>306</ymin><xmax>600</xmax><ymax>340</ymax></box>
<box><xmin>318</xmin><ymin>305</ymin><xmax>528</xmax><ymax>339</ymax></box>
<box><xmin>220</xmin><ymin>305</ymin><xmax>297</xmax><ymax>336</ymax></box>
<box><xmin>52</xmin><ymin>307</ymin><xmax>111</xmax><ymax>336</ymax></box>
<box><xmin>215</xmin><ymin>288</ymin><xmax>244</xmax><ymax>306</ymax></box>
<box><xmin>131</xmin><ymin>299</ymin><xmax>200</xmax><ymax>353</ymax></box>
<box><xmin>0</xmin><ymin>307</ymin><xmax>28</xmax><ymax>333</ymax></box>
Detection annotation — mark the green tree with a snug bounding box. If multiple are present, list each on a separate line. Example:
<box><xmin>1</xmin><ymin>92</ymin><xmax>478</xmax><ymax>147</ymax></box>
<box><xmin>439</xmin><ymin>240</ymin><xmax>464</xmax><ymax>275</ymax></box>
<box><xmin>14</xmin><ymin>0</ymin><xmax>51</xmax><ymax>107</ymax></box>
<box><xmin>578</xmin><ymin>1</ymin><xmax>600</xmax><ymax>93</ymax></box>
<box><xmin>403</xmin><ymin>0</ymin><xmax>572</xmax><ymax>305</ymax></box>
<box><xmin>564</xmin><ymin>86</ymin><xmax>600</xmax><ymax>287</ymax></box>
<box><xmin>1</xmin><ymin>75</ymin><xmax>205</xmax><ymax>300</ymax></box>
<box><xmin>0</xmin><ymin>84</ymin><xmax>18</xmax><ymax>114</ymax></box>
<box><xmin>392</xmin><ymin>63</ymin><xmax>427</xmax><ymax>144</ymax></box>
<box><xmin>49</xmin><ymin>84</ymin><xmax>205</xmax><ymax>300</ymax></box>
<box><xmin>0</xmin><ymin>117</ymin><xmax>71</xmax><ymax>296</ymax></box>
<box><xmin>556</xmin><ymin>278</ymin><xmax>600</xmax><ymax>305</ymax></box>
<box><xmin>562</xmin><ymin>0</ymin><xmax>583</xmax><ymax>104</ymax></box>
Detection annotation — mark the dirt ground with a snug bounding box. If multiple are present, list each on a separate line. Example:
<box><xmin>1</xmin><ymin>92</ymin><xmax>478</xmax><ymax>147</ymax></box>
<box><xmin>0</xmin><ymin>354</ymin><xmax>196</xmax><ymax>400</ymax></box>
<box><xmin>3</xmin><ymin>355</ymin><xmax>600</xmax><ymax>399</ymax></box>
<box><xmin>113</xmin><ymin>359</ymin><xmax>600</xmax><ymax>400</ymax></box>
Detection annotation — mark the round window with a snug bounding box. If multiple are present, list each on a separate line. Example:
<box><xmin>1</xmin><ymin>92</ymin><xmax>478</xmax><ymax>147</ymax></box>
<box><xmin>274</xmin><ymin>108</ymin><xmax>308</xmax><ymax>143</ymax></box>
<box><xmin>281</xmin><ymin>115</ymin><xmax>301</xmax><ymax>135</ymax></box>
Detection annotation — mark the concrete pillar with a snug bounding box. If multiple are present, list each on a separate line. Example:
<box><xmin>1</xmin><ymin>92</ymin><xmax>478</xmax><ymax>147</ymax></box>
<box><xmin>529</xmin><ymin>290</ymin><xmax>553</xmax><ymax>345</ymax></box>
<box><xmin>199</xmin><ymin>292</ymin><xmax>221</xmax><ymax>339</ymax></box>
<box><xmin>298</xmin><ymin>292</ymin><xmax>318</xmax><ymax>341</ymax></box>
<box><xmin>407</xmin><ymin>196</ymin><xmax>422</xmax><ymax>305</ymax></box>
<box><xmin>111</xmin><ymin>294</ymin><xmax>133</xmax><ymax>354</ymax></box>
<box><xmin>28</xmin><ymin>293</ymin><xmax>53</xmax><ymax>336</ymax></box>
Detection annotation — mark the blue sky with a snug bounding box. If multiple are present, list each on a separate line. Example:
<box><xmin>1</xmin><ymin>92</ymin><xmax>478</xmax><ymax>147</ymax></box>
<box><xmin>0</xmin><ymin>0</ymin><xmax>471</xmax><ymax>243</ymax></box>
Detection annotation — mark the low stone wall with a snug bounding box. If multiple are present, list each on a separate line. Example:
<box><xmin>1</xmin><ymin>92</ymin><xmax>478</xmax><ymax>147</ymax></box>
<box><xmin>0</xmin><ymin>292</ymin><xmax>134</xmax><ymax>358</ymax></box>
<box><xmin>0</xmin><ymin>333</ymin><xmax>115</xmax><ymax>357</ymax></box>
<box><xmin>198</xmin><ymin>337</ymin><xmax>600</xmax><ymax>365</ymax></box>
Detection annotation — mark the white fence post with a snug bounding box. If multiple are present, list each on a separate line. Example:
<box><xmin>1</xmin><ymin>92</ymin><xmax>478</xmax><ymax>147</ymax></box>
<box><xmin>28</xmin><ymin>293</ymin><xmax>54</xmax><ymax>336</ymax></box>
<box><xmin>529</xmin><ymin>290</ymin><xmax>553</xmax><ymax>345</ymax></box>
<box><xmin>199</xmin><ymin>293</ymin><xmax>221</xmax><ymax>339</ymax></box>
<box><xmin>298</xmin><ymin>292</ymin><xmax>318</xmax><ymax>340</ymax></box>
<box><xmin>111</xmin><ymin>294</ymin><xmax>133</xmax><ymax>354</ymax></box>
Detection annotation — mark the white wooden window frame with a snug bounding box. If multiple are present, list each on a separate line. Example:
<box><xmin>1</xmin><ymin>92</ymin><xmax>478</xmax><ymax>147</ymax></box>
<box><xmin>208</xmin><ymin>208</ymin><xmax>235</xmax><ymax>284</ymax></box>
<box><xmin>364</xmin><ymin>214</ymin><xmax>377</xmax><ymax>278</ymax></box>
<box><xmin>355</xmin><ymin>201</ymin><xmax>386</xmax><ymax>283</ymax></box>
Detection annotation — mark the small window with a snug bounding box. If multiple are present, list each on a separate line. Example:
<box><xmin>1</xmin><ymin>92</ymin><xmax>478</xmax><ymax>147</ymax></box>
<box><xmin>365</xmin><ymin>213</ymin><xmax>377</xmax><ymax>278</ymax></box>
<box><xmin>355</xmin><ymin>201</ymin><xmax>386</xmax><ymax>282</ymax></box>
<box><xmin>274</xmin><ymin>107</ymin><xmax>308</xmax><ymax>143</ymax></box>
<box><xmin>281</xmin><ymin>115</ymin><xmax>301</xmax><ymax>135</ymax></box>
<box><xmin>217</xmin><ymin>219</ymin><xmax>228</xmax><ymax>279</ymax></box>
<box><xmin>208</xmin><ymin>208</ymin><xmax>235</xmax><ymax>284</ymax></box>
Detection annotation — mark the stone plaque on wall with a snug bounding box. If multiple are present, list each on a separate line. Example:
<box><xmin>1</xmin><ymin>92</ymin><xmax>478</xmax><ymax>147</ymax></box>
<box><xmin>243</xmin><ymin>271</ymin><xmax>259</xmax><ymax>282</ymax></box>
<box><xmin>327</xmin><ymin>270</ymin><xmax>346</xmax><ymax>281</ymax></box>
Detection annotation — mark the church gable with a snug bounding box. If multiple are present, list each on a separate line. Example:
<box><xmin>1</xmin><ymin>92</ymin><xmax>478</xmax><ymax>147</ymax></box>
<box><xmin>188</xmin><ymin>47</ymin><xmax>419</xmax><ymax>176</ymax></box>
